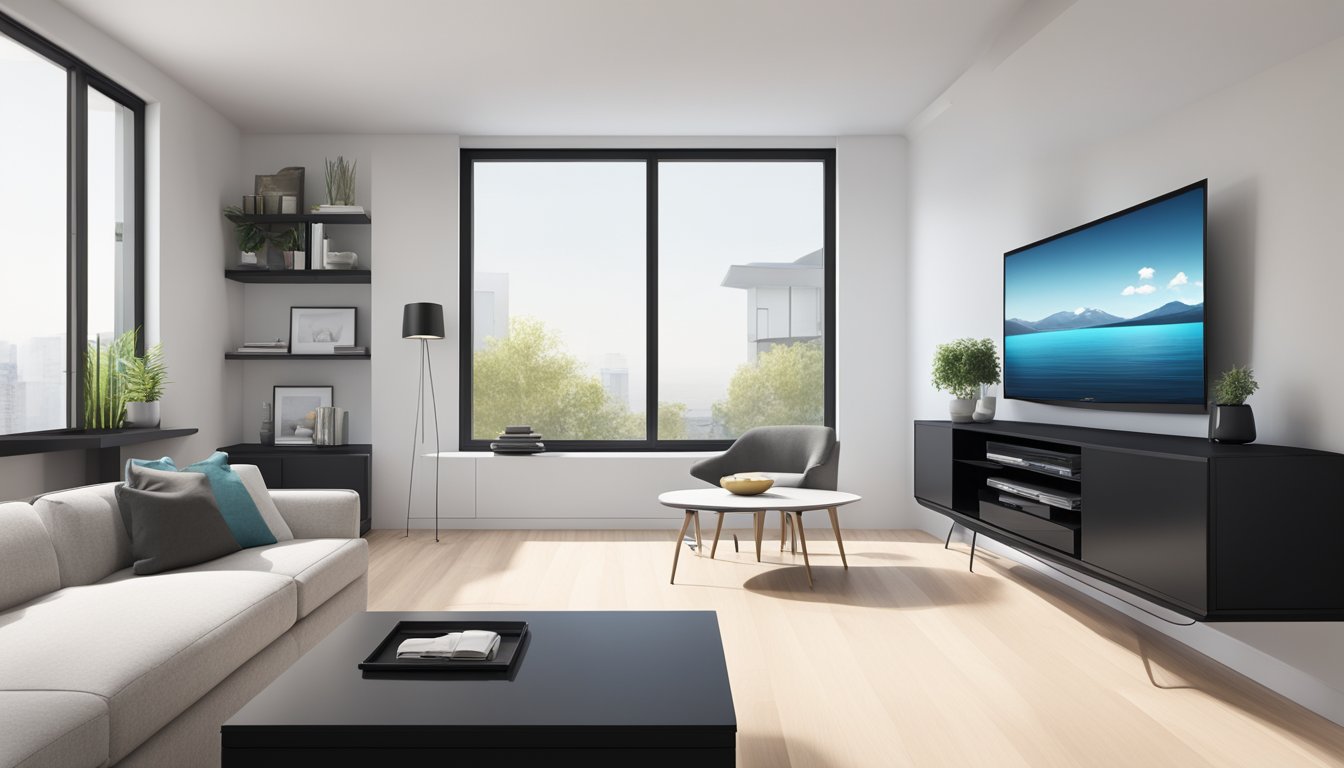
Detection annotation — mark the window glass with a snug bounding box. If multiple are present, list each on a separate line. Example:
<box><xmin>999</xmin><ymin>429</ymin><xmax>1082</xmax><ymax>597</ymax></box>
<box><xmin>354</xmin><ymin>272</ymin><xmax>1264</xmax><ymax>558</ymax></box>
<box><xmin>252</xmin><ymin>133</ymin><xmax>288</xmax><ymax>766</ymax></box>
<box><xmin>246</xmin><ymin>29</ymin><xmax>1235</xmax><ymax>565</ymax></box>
<box><xmin>658</xmin><ymin>162</ymin><xmax>825</xmax><ymax>439</ymax></box>
<box><xmin>470</xmin><ymin>162</ymin><xmax>647</xmax><ymax>440</ymax></box>
<box><xmin>0</xmin><ymin>34</ymin><xmax>68</xmax><ymax>434</ymax></box>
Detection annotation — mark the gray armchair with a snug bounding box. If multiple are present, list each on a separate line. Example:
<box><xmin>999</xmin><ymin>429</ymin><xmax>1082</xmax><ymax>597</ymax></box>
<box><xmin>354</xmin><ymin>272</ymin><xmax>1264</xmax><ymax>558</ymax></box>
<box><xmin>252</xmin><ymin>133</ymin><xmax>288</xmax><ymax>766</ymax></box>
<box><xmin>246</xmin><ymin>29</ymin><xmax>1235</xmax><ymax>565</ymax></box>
<box><xmin>690</xmin><ymin>426</ymin><xmax>840</xmax><ymax>552</ymax></box>
<box><xmin>690</xmin><ymin>425</ymin><xmax>839</xmax><ymax>490</ymax></box>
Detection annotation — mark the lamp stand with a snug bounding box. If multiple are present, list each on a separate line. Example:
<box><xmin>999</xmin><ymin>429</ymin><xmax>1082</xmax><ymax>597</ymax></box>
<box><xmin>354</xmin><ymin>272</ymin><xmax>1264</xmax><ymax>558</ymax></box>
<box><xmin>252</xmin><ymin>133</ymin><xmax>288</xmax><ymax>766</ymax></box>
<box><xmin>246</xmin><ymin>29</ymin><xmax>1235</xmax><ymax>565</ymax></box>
<box><xmin>404</xmin><ymin>338</ymin><xmax>441</xmax><ymax>542</ymax></box>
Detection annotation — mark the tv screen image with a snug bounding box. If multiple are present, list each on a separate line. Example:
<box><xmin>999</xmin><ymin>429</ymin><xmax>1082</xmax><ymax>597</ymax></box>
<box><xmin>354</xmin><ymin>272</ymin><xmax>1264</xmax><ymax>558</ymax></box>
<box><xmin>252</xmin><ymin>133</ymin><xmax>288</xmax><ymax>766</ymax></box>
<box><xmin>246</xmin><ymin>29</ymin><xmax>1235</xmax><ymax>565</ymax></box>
<box><xmin>1003</xmin><ymin>181</ymin><xmax>1206</xmax><ymax>411</ymax></box>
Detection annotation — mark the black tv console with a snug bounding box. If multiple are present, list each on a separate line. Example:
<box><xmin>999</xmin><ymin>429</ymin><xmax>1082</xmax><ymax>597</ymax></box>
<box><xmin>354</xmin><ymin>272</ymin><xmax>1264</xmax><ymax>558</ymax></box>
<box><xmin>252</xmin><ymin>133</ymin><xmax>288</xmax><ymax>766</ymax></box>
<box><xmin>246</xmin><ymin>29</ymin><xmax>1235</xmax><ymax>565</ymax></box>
<box><xmin>913</xmin><ymin>420</ymin><xmax>1344</xmax><ymax>621</ymax></box>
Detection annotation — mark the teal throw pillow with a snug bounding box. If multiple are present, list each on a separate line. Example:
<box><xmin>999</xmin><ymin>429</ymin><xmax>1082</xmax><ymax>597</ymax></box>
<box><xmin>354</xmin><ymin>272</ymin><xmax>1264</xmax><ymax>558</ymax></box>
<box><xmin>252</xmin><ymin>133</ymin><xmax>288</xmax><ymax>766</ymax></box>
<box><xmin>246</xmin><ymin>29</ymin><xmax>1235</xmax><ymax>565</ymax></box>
<box><xmin>124</xmin><ymin>452</ymin><xmax>277</xmax><ymax>548</ymax></box>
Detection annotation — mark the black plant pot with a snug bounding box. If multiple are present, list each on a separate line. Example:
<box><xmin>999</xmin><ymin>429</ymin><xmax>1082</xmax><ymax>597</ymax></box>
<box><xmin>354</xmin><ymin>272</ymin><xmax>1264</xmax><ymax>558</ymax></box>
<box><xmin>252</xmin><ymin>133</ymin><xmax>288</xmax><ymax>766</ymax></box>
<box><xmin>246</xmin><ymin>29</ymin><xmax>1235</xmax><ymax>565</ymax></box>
<box><xmin>1209</xmin><ymin>404</ymin><xmax>1256</xmax><ymax>444</ymax></box>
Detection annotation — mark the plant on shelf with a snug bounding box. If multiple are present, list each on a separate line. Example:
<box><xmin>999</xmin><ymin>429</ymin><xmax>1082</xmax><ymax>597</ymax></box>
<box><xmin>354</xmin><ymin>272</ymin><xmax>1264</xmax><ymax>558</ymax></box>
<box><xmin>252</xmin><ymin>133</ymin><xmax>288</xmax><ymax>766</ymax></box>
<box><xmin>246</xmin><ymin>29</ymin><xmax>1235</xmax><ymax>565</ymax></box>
<box><xmin>271</xmin><ymin>227</ymin><xmax>303</xmax><ymax>269</ymax></box>
<box><xmin>1210</xmin><ymin>364</ymin><xmax>1259</xmax><ymax>444</ymax></box>
<box><xmin>120</xmin><ymin>342</ymin><xmax>169</xmax><ymax>428</ymax></box>
<box><xmin>84</xmin><ymin>329</ymin><xmax>137</xmax><ymax>429</ymax></box>
<box><xmin>224</xmin><ymin>205</ymin><xmax>271</xmax><ymax>265</ymax></box>
<box><xmin>325</xmin><ymin>156</ymin><xmax>357</xmax><ymax>206</ymax></box>
<box><xmin>931</xmin><ymin>337</ymin><xmax>1001</xmax><ymax>423</ymax></box>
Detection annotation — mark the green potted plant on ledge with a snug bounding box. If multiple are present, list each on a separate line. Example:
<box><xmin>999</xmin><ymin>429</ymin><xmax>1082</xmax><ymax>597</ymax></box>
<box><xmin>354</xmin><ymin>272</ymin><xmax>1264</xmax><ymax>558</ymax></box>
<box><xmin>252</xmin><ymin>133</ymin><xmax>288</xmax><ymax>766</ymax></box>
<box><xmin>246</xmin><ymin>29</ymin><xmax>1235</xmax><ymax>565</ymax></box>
<box><xmin>121</xmin><ymin>343</ymin><xmax>169</xmax><ymax>428</ymax></box>
<box><xmin>932</xmin><ymin>338</ymin><xmax>1002</xmax><ymax>423</ymax></box>
<box><xmin>1210</xmin><ymin>365</ymin><xmax>1258</xmax><ymax>444</ymax></box>
<box><xmin>224</xmin><ymin>205</ymin><xmax>271</xmax><ymax>266</ymax></box>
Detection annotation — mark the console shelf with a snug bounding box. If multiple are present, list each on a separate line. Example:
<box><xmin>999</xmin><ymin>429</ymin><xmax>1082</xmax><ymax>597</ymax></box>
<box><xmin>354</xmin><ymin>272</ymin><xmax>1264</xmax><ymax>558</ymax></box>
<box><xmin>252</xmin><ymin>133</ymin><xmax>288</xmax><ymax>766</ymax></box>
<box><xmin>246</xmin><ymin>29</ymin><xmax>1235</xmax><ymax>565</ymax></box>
<box><xmin>915</xmin><ymin>420</ymin><xmax>1344</xmax><ymax>621</ymax></box>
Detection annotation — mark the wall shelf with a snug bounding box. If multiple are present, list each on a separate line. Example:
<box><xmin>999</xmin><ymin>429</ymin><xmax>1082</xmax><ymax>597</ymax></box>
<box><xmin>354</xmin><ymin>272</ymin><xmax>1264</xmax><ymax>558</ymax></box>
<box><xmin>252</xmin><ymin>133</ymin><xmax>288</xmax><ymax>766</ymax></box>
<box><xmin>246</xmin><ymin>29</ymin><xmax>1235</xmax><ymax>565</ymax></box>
<box><xmin>227</xmin><ymin>212</ymin><xmax>371</xmax><ymax>225</ymax></box>
<box><xmin>225</xmin><ymin>269</ymin><xmax>370</xmax><ymax>284</ymax></box>
<box><xmin>225</xmin><ymin>353</ymin><xmax>371</xmax><ymax>361</ymax></box>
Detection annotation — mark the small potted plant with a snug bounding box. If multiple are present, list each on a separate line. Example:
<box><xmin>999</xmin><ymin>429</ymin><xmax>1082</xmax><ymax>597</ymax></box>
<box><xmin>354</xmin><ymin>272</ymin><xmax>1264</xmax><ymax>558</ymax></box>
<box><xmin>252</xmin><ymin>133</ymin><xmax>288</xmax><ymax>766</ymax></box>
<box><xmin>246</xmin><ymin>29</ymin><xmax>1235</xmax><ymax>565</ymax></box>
<box><xmin>325</xmin><ymin>156</ymin><xmax>357</xmax><ymax>206</ymax></box>
<box><xmin>121</xmin><ymin>344</ymin><xmax>168</xmax><ymax>428</ymax></box>
<box><xmin>1210</xmin><ymin>365</ymin><xmax>1258</xmax><ymax>444</ymax></box>
<box><xmin>272</xmin><ymin>227</ymin><xmax>303</xmax><ymax>269</ymax></box>
<box><xmin>224</xmin><ymin>205</ymin><xmax>271</xmax><ymax>266</ymax></box>
<box><xmin>932</xmin><ymin>338</ymin><xmax>1001</xmax><ymax>423</ymax></box>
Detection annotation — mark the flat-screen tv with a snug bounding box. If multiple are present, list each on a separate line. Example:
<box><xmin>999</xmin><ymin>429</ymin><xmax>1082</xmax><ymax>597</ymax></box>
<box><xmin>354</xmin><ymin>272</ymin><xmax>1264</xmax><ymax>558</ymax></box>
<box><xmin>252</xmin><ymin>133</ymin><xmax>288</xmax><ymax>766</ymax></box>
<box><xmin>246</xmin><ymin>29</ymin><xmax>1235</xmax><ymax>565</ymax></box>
<box><xmin>1003</xmin><ymin>180</ymin><xmax>1207</xmax><ymax>413</ymax></box>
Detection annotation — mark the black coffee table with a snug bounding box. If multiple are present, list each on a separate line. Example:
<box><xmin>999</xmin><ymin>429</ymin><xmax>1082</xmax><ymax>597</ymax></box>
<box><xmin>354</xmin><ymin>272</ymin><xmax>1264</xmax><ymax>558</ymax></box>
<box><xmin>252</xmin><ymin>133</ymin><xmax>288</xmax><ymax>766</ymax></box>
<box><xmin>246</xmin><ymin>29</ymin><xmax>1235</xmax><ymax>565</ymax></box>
<box><xmin>222</xmin><ymin>611</ymin><xmax>736</xmax><ymax>766</ymax></box>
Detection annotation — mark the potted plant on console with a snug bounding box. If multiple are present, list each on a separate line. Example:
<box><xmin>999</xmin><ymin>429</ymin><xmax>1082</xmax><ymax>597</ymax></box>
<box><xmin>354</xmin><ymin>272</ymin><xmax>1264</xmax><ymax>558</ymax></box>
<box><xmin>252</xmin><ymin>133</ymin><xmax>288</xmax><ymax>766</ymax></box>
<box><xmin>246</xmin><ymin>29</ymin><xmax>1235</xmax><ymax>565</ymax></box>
<box><xmin>121</xmin><ymin>344</ymin><xmax>168</xmax><ymax>428</ymax></box>
<box><xmin>932</xmin><ymin>337</ymin><xmax>1001</xmax><ymax>423</ymax></box>
<box><xmin>1210</xmin><ymin>365</ymin><xmax>1258</xmax><ymax>444</ymax></box>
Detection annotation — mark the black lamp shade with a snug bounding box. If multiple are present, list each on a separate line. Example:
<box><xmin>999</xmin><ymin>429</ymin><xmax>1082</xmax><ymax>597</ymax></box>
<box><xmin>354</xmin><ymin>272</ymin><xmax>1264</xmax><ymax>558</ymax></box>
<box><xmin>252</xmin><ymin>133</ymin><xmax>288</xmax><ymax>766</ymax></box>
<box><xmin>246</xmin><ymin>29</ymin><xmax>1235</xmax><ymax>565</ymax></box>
<box><xmin>402</xmin><ymin>302</ymin><xmax>445</xmax><ymax>339</ymax></box>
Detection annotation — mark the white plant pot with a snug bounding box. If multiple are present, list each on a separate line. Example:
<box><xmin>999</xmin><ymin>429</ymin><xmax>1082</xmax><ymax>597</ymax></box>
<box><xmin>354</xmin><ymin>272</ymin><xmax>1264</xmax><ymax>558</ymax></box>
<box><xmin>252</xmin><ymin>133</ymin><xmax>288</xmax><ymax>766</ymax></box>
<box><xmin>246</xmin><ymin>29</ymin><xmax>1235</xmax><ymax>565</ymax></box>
<box><xmin>239</xmin><ymin>251</ymin><xmax>258</xmax><ymax>265</ymax></box>
<box><xmin>949</xmin><ymin>398</ymin><xmax>976</xmax><ymax>423</ymax></box>
<box><xmin>124</xmin><ymin>401</ymin><xmax>160</xmax><ymax>428</ymax></box>
<box><xmin>973</xmin><ymin>396</ymin><xmax>997</xmax><ymax>423</ymax></box>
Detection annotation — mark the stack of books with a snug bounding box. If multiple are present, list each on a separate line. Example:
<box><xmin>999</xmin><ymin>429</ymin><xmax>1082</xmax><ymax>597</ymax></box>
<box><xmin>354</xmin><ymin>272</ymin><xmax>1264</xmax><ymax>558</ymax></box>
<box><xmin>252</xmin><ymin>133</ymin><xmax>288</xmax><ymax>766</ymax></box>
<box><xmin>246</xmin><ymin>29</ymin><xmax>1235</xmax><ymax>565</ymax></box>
<box><xmin>333</xmin><ymin>345</ymin><xmax>367</xmax><ymax>355</ymax></box>
<box><xmin>490</xmin><ymin>425</ymin><xmax>544</xmax><ymax>455</ymax></box>
<box><xmin>316</xmin><ymin>204</ymin><xmax>365</xmax><ymax>214</ymax></box>
<box><xmin>233</xmin><ymin>340</ymin><xmax>288</xmax><ymax>355</ymax></box>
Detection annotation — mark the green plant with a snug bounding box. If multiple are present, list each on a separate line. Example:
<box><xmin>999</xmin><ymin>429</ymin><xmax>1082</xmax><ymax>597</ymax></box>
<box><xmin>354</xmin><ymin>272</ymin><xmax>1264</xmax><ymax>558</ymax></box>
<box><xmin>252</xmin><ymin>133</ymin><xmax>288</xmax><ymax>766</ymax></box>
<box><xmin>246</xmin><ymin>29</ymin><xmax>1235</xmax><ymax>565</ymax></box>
<box><xmin>1213</xmin><ymin>365</ymin><xmax>1259</xmax><ymax>406</ymax></box>
<box><xmin>223</xmin><ymin>205</ymin><xmax>270</xmax><ymax>253</ymax></box>
<box><xmin>272</xmin><ymin>227</ymin><xmax>303</xmax><ymax>252</ymax></box>
<box><xmin>931</xmin><ymin>337</ymin><xmax>1001</xmax><ymax>400</ymax></box>
<box><xmin>84</xmin><ymin>328</ymin><xmax>137</xmax><ymax>428</ymax></box>
<box><xmin>325</xmin><ymin>156</ymin><xmax>357</xmax><ymax>206</ymax></box>
<box><xmin>121</xmin><ymin>344</ymin><xmax>168</xmax><ymax>403</ymax></box>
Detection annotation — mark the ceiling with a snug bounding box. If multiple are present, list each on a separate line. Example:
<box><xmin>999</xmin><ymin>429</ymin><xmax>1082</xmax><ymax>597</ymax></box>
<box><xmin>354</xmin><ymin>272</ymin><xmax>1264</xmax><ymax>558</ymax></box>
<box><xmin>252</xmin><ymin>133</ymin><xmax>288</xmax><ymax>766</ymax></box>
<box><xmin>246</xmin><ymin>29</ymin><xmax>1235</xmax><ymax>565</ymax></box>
<box><xmin>52</xmin><ymin>0</ymin><xmax>1021</xmax><ymax>135</ymax></box>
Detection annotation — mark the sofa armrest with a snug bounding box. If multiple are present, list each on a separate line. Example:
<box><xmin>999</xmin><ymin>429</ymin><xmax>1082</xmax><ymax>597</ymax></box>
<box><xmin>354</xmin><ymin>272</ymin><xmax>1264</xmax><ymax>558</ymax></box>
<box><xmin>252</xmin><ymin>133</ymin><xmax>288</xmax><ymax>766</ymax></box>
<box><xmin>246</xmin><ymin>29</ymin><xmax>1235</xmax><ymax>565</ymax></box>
<box><xmin>270</xmin><ymin>489</ymin><xmax>361</xmax><ymax>539</ymax></box>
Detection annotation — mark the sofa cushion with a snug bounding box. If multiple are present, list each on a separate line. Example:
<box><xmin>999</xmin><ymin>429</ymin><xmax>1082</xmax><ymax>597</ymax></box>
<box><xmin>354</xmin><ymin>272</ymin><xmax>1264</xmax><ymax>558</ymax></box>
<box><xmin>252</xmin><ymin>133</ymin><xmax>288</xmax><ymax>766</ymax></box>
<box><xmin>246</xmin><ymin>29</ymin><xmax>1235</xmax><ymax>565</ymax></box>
<box><xmin>117</xmin><ymin>464</ymin><xmax>241</xmax><ymax>575</ymax></box>
<box><xmin>127</xmin><ymin>453</ymin><xmax>277</xmax><ymax>548</ymax></box>
<box><xmin>102</xmin><ymin>538</ymin><xmax>368</xmax><ymax>620</ymax></box>
<box><xmin>0</xmin><ymin>571</ymin><xmax>296</xmax><ymax>762</ymax></box>
<box><xmin>0</xmin><ymin>690</ymin><xmax>109</xmax><ymax>768</ymax></box>
<box><xmin>0</xmin><ymin>503</ymin><xmax>60</xmax><ymax>614</ymax></box>
<box><xmin>234</xmin><ymin>464</ymin><xmax>294</xmax><ymax>541</ymax></box>
<box><xmin>31</xmin><ymin>482</ymin><xmax>130</xmax><ymax>587</ymax></box>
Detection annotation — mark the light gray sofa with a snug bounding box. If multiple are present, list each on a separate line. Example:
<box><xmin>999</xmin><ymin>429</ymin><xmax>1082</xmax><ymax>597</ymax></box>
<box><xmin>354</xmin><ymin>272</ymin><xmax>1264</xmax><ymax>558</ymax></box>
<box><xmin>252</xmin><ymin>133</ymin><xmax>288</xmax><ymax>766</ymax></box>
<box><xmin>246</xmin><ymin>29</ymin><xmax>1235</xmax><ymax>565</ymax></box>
<box><xmin>0</xmin><ymin>468</ymin><xmax>369</xmax><ymax>768</ymax></box>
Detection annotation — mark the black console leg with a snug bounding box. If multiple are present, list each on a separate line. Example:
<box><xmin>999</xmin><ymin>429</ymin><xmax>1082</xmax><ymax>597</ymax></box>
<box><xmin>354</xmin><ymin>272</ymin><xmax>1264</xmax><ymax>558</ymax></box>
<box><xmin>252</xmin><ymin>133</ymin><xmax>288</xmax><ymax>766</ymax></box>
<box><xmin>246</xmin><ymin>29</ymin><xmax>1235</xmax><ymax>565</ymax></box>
<box><xmin>969</xmin><ymin>531</ymin><xmax>978</xmax><ymax>572</ymax></box>
<box><xmin>944</xmin><ymin>521</ymin><xmax>956</xmax><ymax>549</ymax></box>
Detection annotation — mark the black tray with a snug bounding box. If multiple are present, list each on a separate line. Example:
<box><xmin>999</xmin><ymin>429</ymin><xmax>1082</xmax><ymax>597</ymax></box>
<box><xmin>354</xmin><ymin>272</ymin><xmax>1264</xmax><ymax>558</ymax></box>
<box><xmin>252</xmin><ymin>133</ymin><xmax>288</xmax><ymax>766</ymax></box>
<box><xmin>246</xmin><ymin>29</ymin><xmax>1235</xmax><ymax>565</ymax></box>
<box><xmin>359</xmin><ymin>620</ymin><xmax>529</xmax><ymax>673</ymax></box>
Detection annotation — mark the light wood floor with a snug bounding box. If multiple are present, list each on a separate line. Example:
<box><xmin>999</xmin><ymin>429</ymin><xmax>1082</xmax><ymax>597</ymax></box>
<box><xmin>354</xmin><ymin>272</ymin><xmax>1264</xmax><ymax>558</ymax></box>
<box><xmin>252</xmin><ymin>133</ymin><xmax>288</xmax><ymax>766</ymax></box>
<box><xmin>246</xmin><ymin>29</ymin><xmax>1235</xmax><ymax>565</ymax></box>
<box><xmin>367</xmin><ymin>526</ymin><xmax>1344</xmax><ymax>767</ymax></box>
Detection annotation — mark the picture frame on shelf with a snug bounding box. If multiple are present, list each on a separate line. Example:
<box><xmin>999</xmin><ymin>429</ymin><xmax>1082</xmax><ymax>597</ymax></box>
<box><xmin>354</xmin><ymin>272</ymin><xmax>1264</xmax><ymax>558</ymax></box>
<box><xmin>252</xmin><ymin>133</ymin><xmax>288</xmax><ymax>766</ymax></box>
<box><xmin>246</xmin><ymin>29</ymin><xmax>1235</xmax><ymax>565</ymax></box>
<box><xmin>290</xmin><ymin>306</ymin><xmax>356</xmax><ymax>354</ymax></box>
<box><xmin>273</xmin><ymin>386</ymin><xmax>333</xmax><ymax>445</ymax></box>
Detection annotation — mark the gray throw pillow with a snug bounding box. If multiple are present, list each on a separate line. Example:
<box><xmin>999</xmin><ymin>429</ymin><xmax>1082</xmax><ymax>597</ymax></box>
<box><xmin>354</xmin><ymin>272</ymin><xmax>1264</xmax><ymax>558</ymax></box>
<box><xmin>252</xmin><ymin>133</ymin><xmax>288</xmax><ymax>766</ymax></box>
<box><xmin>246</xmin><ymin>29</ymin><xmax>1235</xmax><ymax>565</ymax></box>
<box><xmin>116</xmin><ymin>464</ymin><xmax>241</xmax><ymax>575</ymax></box>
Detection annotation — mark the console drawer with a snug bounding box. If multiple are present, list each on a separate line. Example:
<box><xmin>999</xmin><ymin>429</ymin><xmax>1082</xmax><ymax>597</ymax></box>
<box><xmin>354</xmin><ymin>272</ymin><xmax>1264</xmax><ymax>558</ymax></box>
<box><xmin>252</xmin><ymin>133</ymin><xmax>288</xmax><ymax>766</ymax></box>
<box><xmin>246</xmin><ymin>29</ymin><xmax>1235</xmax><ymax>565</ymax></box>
<box><xmin>978</xmin><ymin>500</ymin><xmax>1079</xmax><ymax>556</ymax></box>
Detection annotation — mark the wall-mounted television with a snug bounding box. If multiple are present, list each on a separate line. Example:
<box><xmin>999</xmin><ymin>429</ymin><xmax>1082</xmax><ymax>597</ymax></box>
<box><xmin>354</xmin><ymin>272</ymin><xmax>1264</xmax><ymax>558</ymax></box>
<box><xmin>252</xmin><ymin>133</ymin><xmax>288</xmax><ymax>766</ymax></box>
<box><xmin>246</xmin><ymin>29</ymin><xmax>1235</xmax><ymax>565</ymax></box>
<box><xmin>1003</xmin><ymin>180</ymin><xmax>1207</xmax><ymax>413</ymax></box>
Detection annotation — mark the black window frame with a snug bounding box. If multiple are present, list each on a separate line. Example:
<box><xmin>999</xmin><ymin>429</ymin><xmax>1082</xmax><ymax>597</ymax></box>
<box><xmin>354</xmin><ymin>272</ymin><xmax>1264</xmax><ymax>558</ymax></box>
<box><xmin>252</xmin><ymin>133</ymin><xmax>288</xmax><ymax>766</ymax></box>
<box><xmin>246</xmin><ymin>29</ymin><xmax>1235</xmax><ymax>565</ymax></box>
<box><xmin>459</xmin><ymin>147</ymin><xmax>836</xmax><ymax>452</ymax></box>
<box><xmin>0</xmin><ymin>11</ymin><xmax>146</xmax><ymax>433</ymax></box>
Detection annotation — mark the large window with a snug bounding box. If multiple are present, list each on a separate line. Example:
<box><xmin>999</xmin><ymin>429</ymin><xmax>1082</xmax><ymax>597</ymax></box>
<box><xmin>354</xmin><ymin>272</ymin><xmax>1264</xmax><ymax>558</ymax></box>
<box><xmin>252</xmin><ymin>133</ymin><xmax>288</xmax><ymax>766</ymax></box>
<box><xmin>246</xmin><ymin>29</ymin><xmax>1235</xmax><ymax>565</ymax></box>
<box><xmin>461</xmin><ymin>149</ymin><xmax>835</xmax><ymax>450</ymax></box>
<box><xmin>0</xmin><ymin>14</ymin><xmax>144</xmax><ymax>435</ymax></box>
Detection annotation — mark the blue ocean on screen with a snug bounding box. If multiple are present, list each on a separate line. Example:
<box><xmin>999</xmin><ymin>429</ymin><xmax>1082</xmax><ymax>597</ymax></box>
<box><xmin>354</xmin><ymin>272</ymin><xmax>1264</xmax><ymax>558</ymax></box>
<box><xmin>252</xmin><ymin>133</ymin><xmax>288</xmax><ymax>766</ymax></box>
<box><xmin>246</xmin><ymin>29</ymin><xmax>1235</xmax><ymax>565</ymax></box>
<box><xmin>1005</xmin><ymin>322</ymin><xmax>1204</xmax><ymax>404</ymax></box>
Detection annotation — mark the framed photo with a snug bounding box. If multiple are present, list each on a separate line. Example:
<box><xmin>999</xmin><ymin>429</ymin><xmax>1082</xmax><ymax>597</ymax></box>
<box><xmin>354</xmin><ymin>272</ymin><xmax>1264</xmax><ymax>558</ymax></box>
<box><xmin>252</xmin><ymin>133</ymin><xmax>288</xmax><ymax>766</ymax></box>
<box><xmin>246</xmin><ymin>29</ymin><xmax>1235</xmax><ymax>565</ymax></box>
<box><xmin>273</xmin><ymin>386</ymin><xmax>333</xmax><ymax>445</ymax></box>
<box><xmin>290</xmin><ymin>306</ymin><xmax>356</xmax><ymax>354</ymax></box>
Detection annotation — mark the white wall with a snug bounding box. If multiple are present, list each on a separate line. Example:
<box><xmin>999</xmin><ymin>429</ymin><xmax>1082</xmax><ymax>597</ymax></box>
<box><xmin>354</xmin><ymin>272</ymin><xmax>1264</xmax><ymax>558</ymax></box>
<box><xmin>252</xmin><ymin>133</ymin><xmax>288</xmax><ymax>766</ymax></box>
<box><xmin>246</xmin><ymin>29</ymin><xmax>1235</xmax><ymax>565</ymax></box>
<box><xmin>0</xmin><ymin>0</ymin><xmax>241</xmax><ymax>499</ymax></box>
<box><xmin>908</xmin><ymin>30</ymin><xmax>1344</xmax><ymax>723</ymax></box>
<box><xmin>229</xmin><ymin>134</ymin><xmax>908</xmax><ymax>530</ymax></box>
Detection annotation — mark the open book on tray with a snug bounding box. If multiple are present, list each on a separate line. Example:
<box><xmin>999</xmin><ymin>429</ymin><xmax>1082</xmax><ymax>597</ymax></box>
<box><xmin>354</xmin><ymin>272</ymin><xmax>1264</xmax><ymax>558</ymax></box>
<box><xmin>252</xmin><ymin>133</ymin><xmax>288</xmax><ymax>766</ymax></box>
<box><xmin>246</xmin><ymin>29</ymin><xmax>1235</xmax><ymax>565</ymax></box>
<box><xmin>397</xmin><ymin>630</ymin><xmax>501</xmax><ymax>661</ymax></box>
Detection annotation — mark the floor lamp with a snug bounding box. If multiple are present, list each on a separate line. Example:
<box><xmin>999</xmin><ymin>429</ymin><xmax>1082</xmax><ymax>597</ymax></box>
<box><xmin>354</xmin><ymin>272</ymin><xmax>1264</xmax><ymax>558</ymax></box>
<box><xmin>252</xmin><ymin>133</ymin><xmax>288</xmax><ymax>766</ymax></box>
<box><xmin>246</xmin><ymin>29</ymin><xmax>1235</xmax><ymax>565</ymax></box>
<box><xmin>403</xmin><ymin>302</ymin><xmax>445</xmax><ymax>542</ymax></box>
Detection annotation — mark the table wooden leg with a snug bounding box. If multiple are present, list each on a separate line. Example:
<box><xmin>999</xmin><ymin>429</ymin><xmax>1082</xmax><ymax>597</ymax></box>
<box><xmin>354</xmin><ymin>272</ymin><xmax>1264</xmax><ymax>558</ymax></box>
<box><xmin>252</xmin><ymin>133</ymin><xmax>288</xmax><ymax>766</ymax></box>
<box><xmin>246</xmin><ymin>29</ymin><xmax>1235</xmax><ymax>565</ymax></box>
<box><xmin>828</xmin><ymin>506</ymin><xmax>848</xmax><ymax>570</ymax></box>
<box><xmin>780</xmin><ymin>511</ymin><xmax>787</xmax><ymax>551</ymax></box>
<box><xmin>754</xmin><ymin>511</ymin><xmax>764</xmax><ymax>562</ymax></box>
<box><xmin>693</xmin><ymin>511</ymin><xmax>703</xmax><ymax>556</ymax></box>
<box><xmin>710</xmin><ymin>512</ymin><xmax>725</xmax><ymax>559</ymax></box>
<box><xmin>671</xmin><ymin>510</ymin><xmax>694</xmax><ymax>584</ymax></box>
<box><xmin>789</xmin><ymin>512</ymin><xmax>797</xmax><ymax>555</ymax></box>
<box><xmin>793</xmin><ymin>511</ymin><xmax>813</xmax><ymax>587</ymax></box>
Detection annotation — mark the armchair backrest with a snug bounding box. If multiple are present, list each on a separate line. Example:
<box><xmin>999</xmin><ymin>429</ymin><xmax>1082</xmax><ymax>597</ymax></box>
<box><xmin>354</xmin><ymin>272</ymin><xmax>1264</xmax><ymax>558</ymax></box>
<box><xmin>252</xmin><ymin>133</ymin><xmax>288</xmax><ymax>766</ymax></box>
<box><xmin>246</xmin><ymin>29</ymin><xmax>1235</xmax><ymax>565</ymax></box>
<box><xmin>690</xmin><ymin>425</ymin><xmax>839</xmax><ymax>489</ymax></box>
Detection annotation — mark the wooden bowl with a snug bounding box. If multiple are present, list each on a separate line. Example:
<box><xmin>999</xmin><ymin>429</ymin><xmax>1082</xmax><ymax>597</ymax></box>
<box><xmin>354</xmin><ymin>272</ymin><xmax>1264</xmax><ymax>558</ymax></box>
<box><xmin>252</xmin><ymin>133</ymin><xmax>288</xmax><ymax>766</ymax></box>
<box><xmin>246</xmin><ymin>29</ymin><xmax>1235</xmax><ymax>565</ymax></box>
<box><xmin>720</xmin><ymin>474</ymin><xmax>775</xmax><ymax>496</ymax></box>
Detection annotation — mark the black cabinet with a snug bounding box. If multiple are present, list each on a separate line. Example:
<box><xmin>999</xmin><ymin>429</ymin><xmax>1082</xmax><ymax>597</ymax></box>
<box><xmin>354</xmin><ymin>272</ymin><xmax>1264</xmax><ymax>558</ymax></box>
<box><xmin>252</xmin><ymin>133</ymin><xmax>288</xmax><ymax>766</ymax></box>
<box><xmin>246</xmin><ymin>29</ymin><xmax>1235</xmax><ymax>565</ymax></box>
<box><xmin>220</xmin><ymin>443</ymin><xmax>371</xmax><ymax>535</ymax></box>
<box><xmin>913</xmin><ymin>420</ymin><xmax>1344</xmax><ymax>621</ymax></box>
